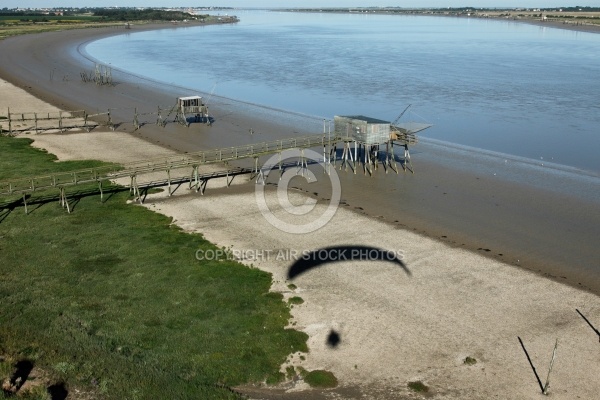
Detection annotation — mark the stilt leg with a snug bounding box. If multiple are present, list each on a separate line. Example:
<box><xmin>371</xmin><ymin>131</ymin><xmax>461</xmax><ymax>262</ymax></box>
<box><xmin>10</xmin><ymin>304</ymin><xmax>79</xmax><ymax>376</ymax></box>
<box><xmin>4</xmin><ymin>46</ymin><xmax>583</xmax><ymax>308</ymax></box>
<box><xmin>392</xmin><ymin>140</ymin><xmax>398</xmax><ymax>174</ymax></box>
<box><xmin>167</xmin><ymin>169</ymin><xmax>172</xmax><ymax>196</ymax></box>
<box><xmin>279</xmin><ymin>153</ymin><xmax>283</xmax><ymax>180</ymax></box>
<box><xmin>404</xmin><ymin>145</ymin><xmax>414</xmax><ymax>173</ymax></box>
<box><xmin>386</xmin><ymin>142</ymin><xmax>390</xmax><ymax>173</ymax></box>
<box><xmin>354</xmin><ymin>141</ymin><xmax>357</xmax><ymax>174</ymax></box>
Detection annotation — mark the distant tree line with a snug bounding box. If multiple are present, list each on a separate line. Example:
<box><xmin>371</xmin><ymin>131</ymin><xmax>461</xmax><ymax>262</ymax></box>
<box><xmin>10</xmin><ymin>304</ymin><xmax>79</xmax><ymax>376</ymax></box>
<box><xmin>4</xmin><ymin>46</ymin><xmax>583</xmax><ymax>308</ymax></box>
<box><xmin>92</xmin><ymin>8</ymin><xmax>203</xmax><ymax>22</ymax></box>
<box><xmin>0</xmin><ymin>8</ymin><xmax>211</xmax><ymax>22</ymax></box>
<box><xmin>286</xmin><ymin>6</ymin><xmax>600</xmax><ymax>13</ymax></box>
<box><xmin>0</xmin><ymin>11</ymin><xmax>61</xmax><ymax>16</ymax></box>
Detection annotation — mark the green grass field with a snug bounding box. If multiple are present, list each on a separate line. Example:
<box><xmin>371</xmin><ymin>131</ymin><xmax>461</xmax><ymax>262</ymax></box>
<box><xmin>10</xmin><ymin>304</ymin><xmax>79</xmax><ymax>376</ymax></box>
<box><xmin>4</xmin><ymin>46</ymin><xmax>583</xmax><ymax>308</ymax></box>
<box><xmin>0</xmin><ymin>136</ymin><xmax>308</xmax><ymax>398</ymax></box>
<box><xmin>0</xmin><ymin>21</ymin><xmax>122</xmax><ymax>41</ymax></box>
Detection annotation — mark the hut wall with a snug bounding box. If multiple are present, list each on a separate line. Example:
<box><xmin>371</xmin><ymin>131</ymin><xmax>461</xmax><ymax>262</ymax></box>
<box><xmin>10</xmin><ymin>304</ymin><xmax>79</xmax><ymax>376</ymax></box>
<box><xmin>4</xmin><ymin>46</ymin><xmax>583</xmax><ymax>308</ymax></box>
<box><xmin>178</xmin><ymin>96</ymin><xmax>204</xmax><ymax>114</ymax></box>
<box><xmin>334</xmin><ymin>116</ymin><xmax>390</xmax><ymax>145</ymax></box>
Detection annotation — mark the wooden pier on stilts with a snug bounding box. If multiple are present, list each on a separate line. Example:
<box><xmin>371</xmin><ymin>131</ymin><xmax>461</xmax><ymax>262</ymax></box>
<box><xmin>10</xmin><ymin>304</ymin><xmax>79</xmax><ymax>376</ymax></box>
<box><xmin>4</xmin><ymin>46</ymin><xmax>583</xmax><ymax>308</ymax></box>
<box><xmin>0</xmin><ymin>107</ymin><xmax>431</xmax><ymax>214</ymax></box>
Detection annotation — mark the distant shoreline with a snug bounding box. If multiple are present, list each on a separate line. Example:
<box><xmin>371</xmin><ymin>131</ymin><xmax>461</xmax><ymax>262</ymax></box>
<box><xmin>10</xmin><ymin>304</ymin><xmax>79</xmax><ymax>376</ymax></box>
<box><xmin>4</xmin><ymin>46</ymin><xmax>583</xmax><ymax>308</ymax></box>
<box><xmin>278</xmin><ymin>8</ymin><xmax>600</xmax><ymax>34</ymax></box>
<box><xmin>517</xmin><ymin>17</ymin><xmax>600</xmax><ymax>33</ymax></box>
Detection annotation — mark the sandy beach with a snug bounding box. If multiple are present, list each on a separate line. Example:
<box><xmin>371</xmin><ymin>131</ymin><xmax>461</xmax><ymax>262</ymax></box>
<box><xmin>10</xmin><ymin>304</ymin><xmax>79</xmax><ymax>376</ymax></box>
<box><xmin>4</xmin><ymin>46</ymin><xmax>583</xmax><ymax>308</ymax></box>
<box><xmin>1</xmin><ymin>19</ymin><xmax>599</xmax><ymax>399</ymax></box>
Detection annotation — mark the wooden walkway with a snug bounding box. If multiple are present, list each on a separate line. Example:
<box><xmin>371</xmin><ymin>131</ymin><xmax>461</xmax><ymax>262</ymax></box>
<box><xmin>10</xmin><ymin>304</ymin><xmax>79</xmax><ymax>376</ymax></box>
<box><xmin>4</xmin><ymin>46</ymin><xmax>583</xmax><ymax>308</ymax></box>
<box><xmin>1</xmin><ymin>133</ymin><xmax>335</xmax><ymax>194</ymax></box>
<box><xmin>0</xmin><ymin>133</ymin><xmax>339</xmax><ymax>212</ymax></box>
<box><xmin>0</xmin><ymin>124</ymin><xmax>424</xmax><ymax>214</ymax></box>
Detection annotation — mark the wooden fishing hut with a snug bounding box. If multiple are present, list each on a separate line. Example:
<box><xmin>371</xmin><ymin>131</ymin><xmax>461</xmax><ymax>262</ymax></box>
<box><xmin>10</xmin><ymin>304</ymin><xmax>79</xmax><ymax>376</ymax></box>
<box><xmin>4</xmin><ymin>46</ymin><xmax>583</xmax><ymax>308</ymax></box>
<box><xmin>334</xmin><ymin>115</ymin><xmax>393</xmax><ymax>173</ymax></box>
<box><xmin>333</xmin><ymin>112</ymin><xmax>431</xmax><ymax>174</ymax></box>
<box><xmin>175</xmin><ymin>96</ymin><xmax>210</xmax><ymax>126</ymax></box>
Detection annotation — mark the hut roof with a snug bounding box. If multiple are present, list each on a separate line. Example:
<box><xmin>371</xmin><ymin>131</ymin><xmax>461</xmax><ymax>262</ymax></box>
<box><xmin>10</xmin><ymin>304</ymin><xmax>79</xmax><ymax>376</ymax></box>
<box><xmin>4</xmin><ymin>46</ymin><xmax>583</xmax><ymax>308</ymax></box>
<box><xmin>178</xmin><ymin>95</ymin><xmax>203</xmax><ymax>101</ymax></box>
<box><xmin>337</xmin><ymin>115</ymin><xmax>390</xmax><ymax>125</ymax></box>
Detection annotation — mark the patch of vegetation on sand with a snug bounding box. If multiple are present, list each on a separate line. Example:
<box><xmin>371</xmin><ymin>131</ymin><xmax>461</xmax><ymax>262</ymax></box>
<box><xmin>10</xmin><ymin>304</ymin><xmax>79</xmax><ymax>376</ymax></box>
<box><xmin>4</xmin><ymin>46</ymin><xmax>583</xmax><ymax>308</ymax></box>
<box><xmin>288</xmin><ymin>296</ymin><xmax>304</xmax><ymax>305</ymax></box>
<box><xmin>408</xmin><ymin>380</ymin><xmax>429</xmax><ymax>393</ymax></box>
<box><xmin>464</xmin><ymin>356</ymin><xmax>477</xmax><ymax>365</ymax></box>
<box><xmin>303</xmin><ymin>370</ymin><xmax>338</xmax><ymax>388</ymax></box>
<box><xmin>0</xmin><ymin>136</ymin><xmax>308</xmax><ymax>398</ymax></box>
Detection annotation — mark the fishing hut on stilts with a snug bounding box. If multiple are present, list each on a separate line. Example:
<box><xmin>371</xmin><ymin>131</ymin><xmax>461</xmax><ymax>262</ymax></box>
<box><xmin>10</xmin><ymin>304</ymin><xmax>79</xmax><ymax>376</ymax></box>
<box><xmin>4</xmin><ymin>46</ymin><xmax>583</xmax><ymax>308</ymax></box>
<box><xmin>333</xmin><ymin>105</ymin><xmax>431</xmax><ymax>174</ymax></box>
<box><xmin>174</xmin><ymin>96</ymin><xmax>210</xmax><ymax>127</ymax></box>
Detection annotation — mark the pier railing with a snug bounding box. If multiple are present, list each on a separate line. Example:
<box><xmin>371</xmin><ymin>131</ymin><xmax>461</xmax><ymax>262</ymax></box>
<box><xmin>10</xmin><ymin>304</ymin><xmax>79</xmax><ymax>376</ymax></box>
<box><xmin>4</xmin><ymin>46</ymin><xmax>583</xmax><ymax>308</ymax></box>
<box><xmin>0</xmin><ymin>133</ymin><xmax>338</xmax><ymax>197</ymax></box>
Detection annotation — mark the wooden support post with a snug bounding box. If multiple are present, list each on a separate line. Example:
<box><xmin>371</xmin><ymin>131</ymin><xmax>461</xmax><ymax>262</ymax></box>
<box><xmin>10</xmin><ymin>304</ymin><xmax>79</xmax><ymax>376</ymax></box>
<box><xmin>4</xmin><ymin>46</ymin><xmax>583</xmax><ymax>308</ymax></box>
<box><xmin>300</xmin><ymin>149</ymin><xmax>306</xmax><ymax>177</ymax></box>
<box><xmin>385</xmin><ymin>142</ymin><xmax>389</xmax><ymax>174</ymax></box>
<box><xmin>332</xmin><ymin>144</ymin><xmax>337</xmax><ymax>165</ymax></box>
<box><xmin>354</xmin><ymin>141</ymin><xmax>357</xmax><ymax>174</ymax></box>
<box><xmin>131</xmin><ymin>175</ymin><xmax>142</xmax><ymax>204</ymax></box>
<box><xmin>576</xmin><ymin>308</ymin><xmax>600</xmax><ymax>341</ymax></box>
<box><xmin>167</xmin><ymin>169</ymin><xmax>172</xmax><ymax>196</ymax></box>
<box><xmin>23</xmin><ymin>194</ymin><xmax>28</xmax><ymax>215</ymax></box>
<box><xmin>543</xmin><ymin>339</ymin><xmax>558</xmax><ymax>395</ymax></box>
<box><xmin>518</xmin><ymin>336</ymin><xmax>544</xmax><ymax>394</ymax></box>
<box><xmin>134</xmin><ymin>108</ymin><xmax>139</xmax><ymax>131</ymax></box>
<box><xmin>8</xmin><ymin>108</ymin><xmax>12</xmax><ymax>135</ymax></box>
<box><xmin>374</xmin><ymin>146</ymin><xmax>377</xmax><ymax>172</ymax></box>
<box><xmin>34</xmin><ymin>113</ymin><xmax>38</xmax><ymax>134</ymax></box>
<box><xmin>373</xmin><ymin>145</ymin><xmax>377</xmax><ymax>171</ymax></box>
<box><xmin>346</xmin><ymin>142</ymin><xmax>351</xmax><ymax>171</ymax></box>
<box><xmin>392</xmin><ymin>140</ymin><xmax>398</xmax><ymax>174</ymax></box>
<box><xmin>99</xmin><ymin>181</ymin><xmax>103</xmax><ymax>202</ymax></box>
<box><xmin>59</xmin><ymin>187</ymin><xmax>70</xmax><ymax>213</ymax></box>
<box><xmin>59</xmin><ymin>111</ymin><xmax>63</xmax><ymax>133</ymax></box>
<box><xmin>368</xmin><ymin>146</ymin><xmax>373</xmax><ymax>176</ymax></box>
<box><xmin>194</xmin><ymin>166</ymin><xmax>199</xmax><ymax>192</ymax></box>
<box><xmin>84</xmin><ymin>112</ymin><xmax>90</xmax><ymax>132</ymax></box>
<box><xmin>404</xmin><ymin>144</ymin><xmax>414</xmax><ymax>173</ymax></box>
<box><xmin>108</xmin><ymin>109</ymin><xmax>114</xmax><ymax>131</ymax></box>
<box><xmin>254</xmin><ymin>157</ymin><xmax>265</xmax><ymax>184</ymax></box>
<box><xmin>278</xmin><ymin>152</ymin><xmax>283</xmax><ymax>180</ymax></box>
<box><xmin>65</xmin><ymin>189</ymin><xmax>71</xmax><ymax>213</ymax></box>
<box><xmin>137</xmin><ymin>182</ymin><xmax>144</xmax><ymax>204</ymax></box>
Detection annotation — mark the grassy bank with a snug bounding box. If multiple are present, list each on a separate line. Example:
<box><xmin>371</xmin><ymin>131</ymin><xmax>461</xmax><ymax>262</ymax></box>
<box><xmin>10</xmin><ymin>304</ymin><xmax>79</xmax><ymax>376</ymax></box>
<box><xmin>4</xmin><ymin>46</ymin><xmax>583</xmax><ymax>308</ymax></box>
<box><xmin>0</xmin><ymin>14</ymin><xmax>236</xmax><ymax>41</ymax></box>
<box><xmin>0</xmin><ymin>21</ymin><xmax>123</xmax><ymax>41</ymax></box>
<box><xmin>0</xmin><ymin>136</ymin><xmax>308</xmax><ymax>398</ymax></box>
